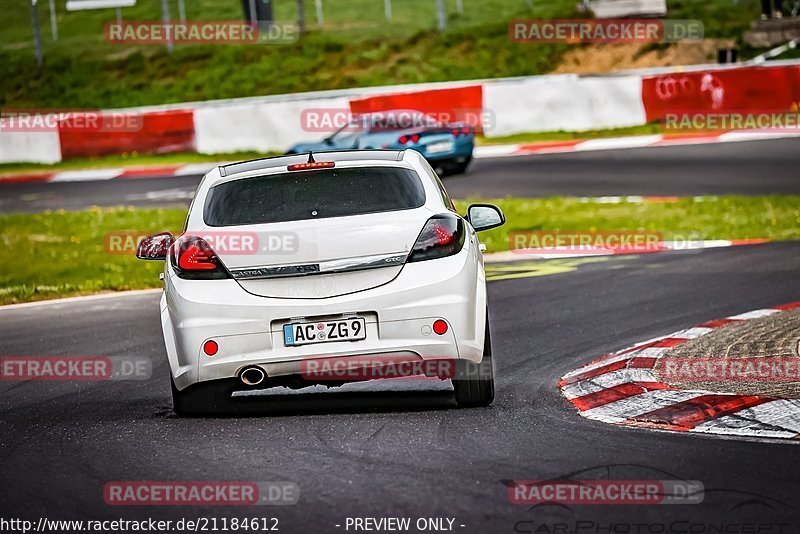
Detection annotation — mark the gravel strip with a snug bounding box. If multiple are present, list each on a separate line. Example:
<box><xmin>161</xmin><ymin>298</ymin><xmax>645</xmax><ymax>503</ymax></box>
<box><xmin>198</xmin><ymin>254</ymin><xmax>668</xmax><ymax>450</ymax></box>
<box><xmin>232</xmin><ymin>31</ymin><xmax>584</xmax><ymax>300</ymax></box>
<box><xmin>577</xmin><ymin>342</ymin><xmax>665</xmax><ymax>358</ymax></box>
<box><xmin>653</xmin><ymin>309</ymin><xmax>800</xmax><ymax>398</ymax></box>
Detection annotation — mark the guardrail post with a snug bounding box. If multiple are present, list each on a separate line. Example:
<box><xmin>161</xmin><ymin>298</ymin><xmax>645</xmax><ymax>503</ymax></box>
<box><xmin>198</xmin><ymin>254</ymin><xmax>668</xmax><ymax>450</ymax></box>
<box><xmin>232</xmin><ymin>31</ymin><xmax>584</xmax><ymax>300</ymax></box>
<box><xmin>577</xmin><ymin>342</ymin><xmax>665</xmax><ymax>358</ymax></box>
<box><xmin>30</xmin><ymin>0</ymin><xmax>43</xmax><ymax>67</ymax></box>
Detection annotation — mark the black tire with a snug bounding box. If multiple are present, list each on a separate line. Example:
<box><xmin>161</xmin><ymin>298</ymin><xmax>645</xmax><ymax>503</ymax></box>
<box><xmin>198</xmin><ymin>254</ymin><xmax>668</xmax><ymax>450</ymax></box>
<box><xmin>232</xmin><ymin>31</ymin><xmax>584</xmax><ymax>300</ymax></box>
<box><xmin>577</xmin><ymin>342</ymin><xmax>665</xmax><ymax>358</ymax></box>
<box><xmin>453</xmin><ymin>317</ymin><xmax>495</xmax><ymax>407</ymax></box>
<box><xmin>171</xmin><ymin>376</ymin><xmax>238</xmax><ymax>416</ymax></box>
<box><xmin>449</xmin><ymin>156</ymin><xmax>472</xmax><ymax>176</ymax></box>
<box><xmin>434</xmin><ymin>156</ymin><xmax>472</xmax><ymax>177</ymax></box>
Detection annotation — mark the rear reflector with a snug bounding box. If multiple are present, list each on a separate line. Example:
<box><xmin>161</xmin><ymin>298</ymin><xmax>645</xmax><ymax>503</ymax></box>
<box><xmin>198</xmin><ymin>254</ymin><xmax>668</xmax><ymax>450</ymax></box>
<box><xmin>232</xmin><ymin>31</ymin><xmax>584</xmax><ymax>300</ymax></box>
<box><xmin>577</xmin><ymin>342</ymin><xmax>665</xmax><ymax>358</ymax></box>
<box><xmin>287</xmin><ymin>161</ymin><xmax>335</xmax><ymax>171</ymax></box>
<box><xmin>433</xmin><ymin>320</ymin><xmax>448</xmax><ymax>335</ymax></box>
<box><xmin>203</xmin><ymin>340</ymin><xmax>219</xmax><ymax>356</ymax></box>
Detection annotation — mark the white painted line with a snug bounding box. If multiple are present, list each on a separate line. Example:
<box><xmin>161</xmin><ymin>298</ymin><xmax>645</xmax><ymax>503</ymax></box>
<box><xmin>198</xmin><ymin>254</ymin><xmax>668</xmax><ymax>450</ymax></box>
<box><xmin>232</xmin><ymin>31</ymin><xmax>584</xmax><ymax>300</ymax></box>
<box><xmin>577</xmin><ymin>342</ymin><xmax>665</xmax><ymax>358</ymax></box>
<box><xmin>473</xmin><ymin>145</ymin><xmax>520</xmax><ymax>159</ymax></box>
<box><xmin>581</xmin><ymin>390</ymin><xmax>706</xmax><ymax>423</ymax></box>
<box><xmin>573</xmin><ymin>135</ymin><xmax>663</xmax><ymax>152</ymax></box>
<box><xmin>635</xmin><ymin>346</ymin><xmax>675</xmax><ymax>357</ymax></box>
<box><xmin>727</xmin><ymin>308</ymin><xmax>781</xmax><ymax>320</ymax></box>
<box><xmin>50</xmin><ymin>168</ymin><xmax>124</xmax><ymax>182</ymax></box>
<box><xmin>561</xmin><ymin>368</ymin><xmax>658</xmax><ymax>400</ymax></box>
<box><xmin>0</xmin><ymin>289</ymin><xmax>162</xmax><ymax>311</ymax></box>
<box><xmin>664</xmin><ymin>240</ymin><xmax>733</xmax><ymax>250</ymax></box>
<box><xmin>718</xmin><ymin>131</ymin><xmax>800</xmax><ymax>143</ymax></box>
<box><xmin>667</xmin><ymin>327</ymin><xmax>714</xmax><ymax>339</ymax></box>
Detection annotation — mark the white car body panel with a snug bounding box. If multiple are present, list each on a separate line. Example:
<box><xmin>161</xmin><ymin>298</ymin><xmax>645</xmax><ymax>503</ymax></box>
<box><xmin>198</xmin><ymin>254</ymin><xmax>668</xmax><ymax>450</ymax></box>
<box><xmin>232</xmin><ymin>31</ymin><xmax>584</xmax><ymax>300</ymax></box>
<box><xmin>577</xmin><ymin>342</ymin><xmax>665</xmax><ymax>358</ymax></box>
<box><xmin>161</xmin><ymin>150</ymin><xmax>488</xmax><ymax>391</ymax></box>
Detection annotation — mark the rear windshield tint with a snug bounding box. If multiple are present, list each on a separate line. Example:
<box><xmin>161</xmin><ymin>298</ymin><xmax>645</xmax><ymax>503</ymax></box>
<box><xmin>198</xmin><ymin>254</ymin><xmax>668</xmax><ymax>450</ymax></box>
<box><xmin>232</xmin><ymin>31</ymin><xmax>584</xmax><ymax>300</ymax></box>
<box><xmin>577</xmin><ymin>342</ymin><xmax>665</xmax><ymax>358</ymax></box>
<box><xmin>203</xmin><ymin>166</ymin><xmax>426</xmax><ymax>226</ymax></box>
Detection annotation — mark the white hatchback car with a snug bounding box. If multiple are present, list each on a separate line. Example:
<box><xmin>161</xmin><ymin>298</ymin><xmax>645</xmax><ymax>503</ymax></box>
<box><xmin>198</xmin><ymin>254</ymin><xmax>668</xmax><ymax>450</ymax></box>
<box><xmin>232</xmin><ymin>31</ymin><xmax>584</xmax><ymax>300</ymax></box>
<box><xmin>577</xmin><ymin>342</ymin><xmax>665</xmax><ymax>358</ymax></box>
<box><xmin>137</xmin><ymin>150</ymin><xmax>505</xmax><ymax>415</ymax></box>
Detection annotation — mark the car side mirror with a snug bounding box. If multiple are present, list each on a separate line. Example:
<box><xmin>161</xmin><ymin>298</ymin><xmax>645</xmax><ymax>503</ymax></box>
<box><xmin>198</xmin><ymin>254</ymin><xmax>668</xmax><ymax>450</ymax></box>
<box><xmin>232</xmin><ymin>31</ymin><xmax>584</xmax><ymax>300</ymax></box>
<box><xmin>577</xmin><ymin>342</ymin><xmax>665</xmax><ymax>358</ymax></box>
<box><xmin>136</xmin><ymin>232</ymin><xmax>174</xmax><ymax>260</ymax></box>
<box><xmin>467</xmin><ymin>204</ymin><xmax>505</xmax><ymax>232</ymax></box>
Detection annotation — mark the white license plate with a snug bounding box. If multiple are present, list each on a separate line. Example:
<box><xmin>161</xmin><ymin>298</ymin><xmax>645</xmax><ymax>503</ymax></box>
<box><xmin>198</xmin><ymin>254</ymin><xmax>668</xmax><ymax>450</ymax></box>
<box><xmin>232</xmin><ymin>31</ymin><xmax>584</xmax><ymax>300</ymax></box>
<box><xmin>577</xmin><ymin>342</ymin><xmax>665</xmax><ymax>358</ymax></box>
<box><xmin>427</xmin><ymin>141</ymin><xmax>454</xmax><ymax>154</ymax></box>
<box><xmin>283</xmin><ymin>317</ymin><xmax>367</xmax><ymax>347</ymax></box>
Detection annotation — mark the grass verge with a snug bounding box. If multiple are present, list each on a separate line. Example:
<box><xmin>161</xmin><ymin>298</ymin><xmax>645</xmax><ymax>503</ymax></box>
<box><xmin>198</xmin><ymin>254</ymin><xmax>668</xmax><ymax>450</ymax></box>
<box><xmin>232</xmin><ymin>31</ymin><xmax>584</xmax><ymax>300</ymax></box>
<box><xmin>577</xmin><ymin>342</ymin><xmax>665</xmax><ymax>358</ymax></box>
<box><xmin>1</xmin><ymin>195</ymin><xmax>798</xmax><ymax>305</ymax></box>
<box><xmin>457</xmin><ymin>196</ymin><xmax>800</xmax><ymax>253</ymax></box>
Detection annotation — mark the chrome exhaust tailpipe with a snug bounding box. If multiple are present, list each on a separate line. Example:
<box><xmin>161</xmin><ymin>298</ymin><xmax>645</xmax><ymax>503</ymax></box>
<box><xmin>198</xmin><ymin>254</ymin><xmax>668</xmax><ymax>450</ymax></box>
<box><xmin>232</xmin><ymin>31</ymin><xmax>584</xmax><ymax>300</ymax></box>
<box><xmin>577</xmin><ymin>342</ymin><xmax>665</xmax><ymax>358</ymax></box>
<box><xmin>240</xmin><ymin>366</ymin><xmax>266</xmax><ymax>386</ymax></box>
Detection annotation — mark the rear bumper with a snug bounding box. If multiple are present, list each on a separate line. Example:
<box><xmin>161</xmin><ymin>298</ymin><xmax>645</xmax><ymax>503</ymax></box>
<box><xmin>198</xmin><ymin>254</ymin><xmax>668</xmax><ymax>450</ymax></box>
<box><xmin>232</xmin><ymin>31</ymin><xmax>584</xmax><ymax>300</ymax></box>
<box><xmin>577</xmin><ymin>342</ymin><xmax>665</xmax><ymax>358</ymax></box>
<box><xmin>162</xmin><ymin>244</ymin><xmax>486</xmax><ymax>391</ymax></box>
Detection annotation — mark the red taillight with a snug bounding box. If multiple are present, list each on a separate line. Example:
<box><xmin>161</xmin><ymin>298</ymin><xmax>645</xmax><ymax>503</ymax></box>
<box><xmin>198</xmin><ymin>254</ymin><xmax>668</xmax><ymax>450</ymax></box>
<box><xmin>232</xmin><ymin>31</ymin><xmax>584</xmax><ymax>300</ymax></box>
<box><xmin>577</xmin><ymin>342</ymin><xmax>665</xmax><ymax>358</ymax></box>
<box><xmin>171</xmin><ymin>236</ymin><xmax>229</xmax><ymax>280</ymax></box>
<box><xmin>287</xmin><ymin>161</ymin><xmax>335</xmax><ymax>171</ymax></box>
<box><xmin>179</xmin><ymin>243</ymin><xmax>217</xmax><ymax>271</ymax></box>
<box><xmin>399</xmin><ymin>134</ymin><xmax>420</xmax><ymax>144</ymax></box>
<box><xmin>408</xmin><ymin>214</ymin><xmax>465</xmax><ymax>263</ymax></box>
<box><xmin>203</xmin><ymin>340</ymin><xmax>218</xmax><ymax>356</ymax></box>
<box><xmin>434</xmin><ymin>225</ymin><xmax>453</xmax><ymax>245</ymax></box>
<box><xmin>432</xmin><ymin>320</ymin><xmax>448</xmax><ymax>335</ymax></box>
<box><xmin>451</xmin><ymin>129</ymin><xmax>460</xmax><ymax>137</ymax></box>
<box><xmin>461</xmin><ymin>126</ymin><xmax>470</xmax><ymax>135</ymax></box>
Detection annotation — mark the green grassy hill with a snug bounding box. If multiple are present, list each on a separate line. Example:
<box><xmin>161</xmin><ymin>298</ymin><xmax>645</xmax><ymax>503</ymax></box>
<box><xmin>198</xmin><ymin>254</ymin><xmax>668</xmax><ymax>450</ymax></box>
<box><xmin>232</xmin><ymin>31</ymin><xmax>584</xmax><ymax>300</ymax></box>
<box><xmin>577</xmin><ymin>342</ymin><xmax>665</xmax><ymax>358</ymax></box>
<box><xmin>0</xmin><ymin>0</ymin><xmax>765</xmax><ymax>108</ymax></box>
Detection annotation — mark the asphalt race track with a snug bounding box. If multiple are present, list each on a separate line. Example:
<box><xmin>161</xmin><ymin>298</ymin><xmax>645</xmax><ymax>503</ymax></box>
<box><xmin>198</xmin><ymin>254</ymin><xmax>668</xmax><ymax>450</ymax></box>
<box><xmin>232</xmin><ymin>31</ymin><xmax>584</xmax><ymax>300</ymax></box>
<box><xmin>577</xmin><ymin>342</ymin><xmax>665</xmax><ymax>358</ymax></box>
<box><xmin>1</xmin><ymin>138</ymin><xmax>800</xmax><ymax>214</ymax></box>
<box><xmin>2</xmin><ymin>242</ymin><xmax>800</xmax><ymax>531</ymax></box>
<box><xmin>1</xmin><ymin>138</ymin><xmax>799</xmax><ymax>532</ymax></box>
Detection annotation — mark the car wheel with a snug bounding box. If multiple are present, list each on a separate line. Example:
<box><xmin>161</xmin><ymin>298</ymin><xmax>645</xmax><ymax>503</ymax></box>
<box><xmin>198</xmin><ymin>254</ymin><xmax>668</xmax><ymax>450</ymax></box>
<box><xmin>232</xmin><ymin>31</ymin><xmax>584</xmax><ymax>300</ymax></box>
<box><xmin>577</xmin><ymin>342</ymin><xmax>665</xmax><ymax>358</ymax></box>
<box><xmin>171</xmin><ymin>376</ymin><xmax>237</xmax><ymax>416</ymax></box>
<box><xmin>453</xmin><ymin>317</ymin><xmax>495</xmax><ymax>407</ymax></box>
<box><xmin>436</xmin><ymin>157</ymin><xmax>472</xmax><ymax>177</ymax></box>
<box><xmin>449</xmin><ymin>156</ymin><xmax>472</xmax><ymax>176</ymax></box>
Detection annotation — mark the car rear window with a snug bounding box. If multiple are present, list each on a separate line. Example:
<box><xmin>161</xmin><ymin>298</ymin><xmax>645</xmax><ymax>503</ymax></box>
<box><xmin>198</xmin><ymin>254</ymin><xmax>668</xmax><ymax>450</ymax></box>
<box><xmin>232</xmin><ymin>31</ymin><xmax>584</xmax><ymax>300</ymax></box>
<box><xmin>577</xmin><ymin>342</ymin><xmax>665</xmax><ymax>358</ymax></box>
<box><xmin>203</xmin><ymin>166</ymin><xmax>426</xmax><ymax>226</ymax></box>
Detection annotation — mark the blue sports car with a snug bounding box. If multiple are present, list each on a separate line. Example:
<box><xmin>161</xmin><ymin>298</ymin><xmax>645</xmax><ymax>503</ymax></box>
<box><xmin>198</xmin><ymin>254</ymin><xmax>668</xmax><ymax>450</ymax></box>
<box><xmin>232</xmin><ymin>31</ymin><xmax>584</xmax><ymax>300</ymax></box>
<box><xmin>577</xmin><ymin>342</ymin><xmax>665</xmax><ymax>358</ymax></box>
<box><xmin>287</xmin><ymin>110</ymin><xmax>474</xmax><ymax>176</ymax></box>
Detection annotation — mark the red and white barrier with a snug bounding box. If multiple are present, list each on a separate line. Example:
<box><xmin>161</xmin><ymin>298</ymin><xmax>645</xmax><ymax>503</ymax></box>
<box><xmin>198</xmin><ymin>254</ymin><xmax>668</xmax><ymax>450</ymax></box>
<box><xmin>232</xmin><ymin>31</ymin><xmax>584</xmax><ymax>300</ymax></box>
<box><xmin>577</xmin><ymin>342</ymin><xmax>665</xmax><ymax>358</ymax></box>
<box><xmin>2</xmin><ymin>60</ymin><xmax>799</xmax><ymax>164</ymax></box>
<box><xmin>483</xmin><ymin>74</ymin><xmax>646</xmax><ymax>136</ymax></box>
<box><xmin>194</xmin><ymin>96</ymin><xmax>352</xmax><ymax>154</ymax></box>
<box><xmin>641</xmin><ymin>64</ymin><xmax>800</xmax><ymax>122</ymax></box>
<box><xmin>0</xmin><ymin>130</ymin><xmax>62</xmax><ymax>164</ymax></box>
